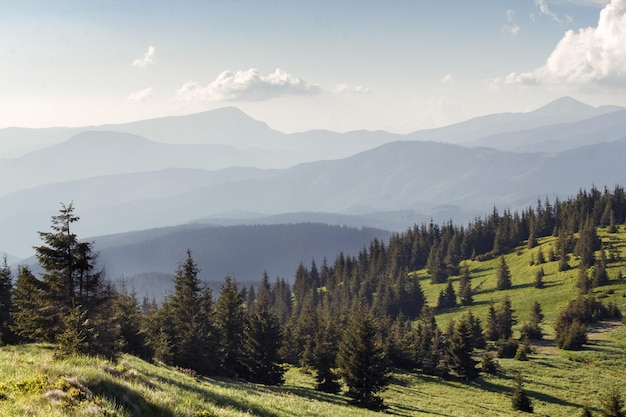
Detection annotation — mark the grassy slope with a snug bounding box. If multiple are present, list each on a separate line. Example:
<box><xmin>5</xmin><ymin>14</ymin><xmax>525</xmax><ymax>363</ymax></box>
<box><xmin>2</xmin><ymin>228</ymin><xmax>626</xmax><ymax>417</ymax></box>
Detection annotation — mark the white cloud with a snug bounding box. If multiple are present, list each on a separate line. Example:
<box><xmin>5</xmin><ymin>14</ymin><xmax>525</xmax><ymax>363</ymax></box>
<box><xmin>502</xmin><ymin>24</ymin><xmax>521</xmax><ymax>35</ymax></box>
<box><xmin>535</xmin><ymin>0</ymin><xmax>562</xmax><ymax>22</ymax></box>
<box><xmin>502</xmin><ymin>9</ymin><xmax>521</xmax><ymax>36</ymax></box>
<box><xmin>127</xmin><ymin>87</ymin><xmax>154</xmax><ymax>102</ymax></box>
<box><xmin>441</xmin><ymin>73</ymin><xmax>454</xmax><ymax>84</ymax></box>
<box><xmin>132</xmin><ymin>46</ymin><xmax>156</xmax><ymax>68</ymax></box>
<box><xmin>176</xmin><ymin>68</ymin><xmax>321</xmax><ymax>101</ymax></box>
<box><xmin>335</xmin><ymin>84</ymin><xmax>371</xmax><ymax>94</ymax></box>
<box><xmin>497</xmin><ymin>0</ymin><xmax>626</xmax><ymax>86</ymax></box>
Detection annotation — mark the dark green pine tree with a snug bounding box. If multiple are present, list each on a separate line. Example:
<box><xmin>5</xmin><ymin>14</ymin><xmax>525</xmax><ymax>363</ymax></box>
<box><xmin>427</xmin><ymin>239</ymin><xmax>448</xmax><ymax>284</ymax></box>
<box><xmin>162</xmin><ymin>250</ymin><xmax>217</xmax><ymax>374</ymax></box>
<box><xmin>496</xmin><ymin>296</ymin><xmax>516</xmax><ymax>341</ymax></box>
<box><xmin>243</xmin><ymin>287</ymin><xmax>284</xmax><ymax>385</ymax></box>
<box><xmin>511</xmin><ymin>372</ymin><xmax>534</xmax><ymax>413</ymax></box>
<box><xmin>337</xmin><ymin>310</ymin><xmax>391</xmax><ymax>410</ymax></box>
<box><xmin>415</xmin><ymin>306</ymin><xmax>445</xmax><ymax>376</ymax></box>
<box><xmin>447</xmin><ymin>313</ymin><xmax>479</xmax><ymax>380</ymax></box>
<box><xmin>0</xmin><ymin>256</ymin><xmax>15</xmax><ymax>344</ymax></box>
<box><xmin>110</xmin><ymin>282</ymin><xmax>149</xmax><ymax>359</ymax></box>
<box><xmin>437</xmin><ymin>279</ymin><xmax>457</xmax><ymax>310</ymax></box>
<box><xmin>34</xmin><ymin>203</ymin><xmax>108</xmax><ymax>348</ymax></box>
<box><xmin>496</xmin><ymin>256</ymin><xmax>512</xmax><ymax>290</ymax></box>
<box><xmin>215</xmin><ymin>276</ymin><xmax>246</xmax><ymax>377</ymax></box>
<box><xmin>458</xmin><ymin>266</ymin><xmax>473</xmax><ymax>306</ymax></box>
<box><xmin>485</xmin><ymin>304</ymin><xmax>499</xmax><ymax>341</ymax></box>
<box><xmin>592</xmin><ymin>250</ymin><xmax>609</xmax><ymax>288</ymax></box>
<box><xmin>577</xmin><ymin>263</ymin><xmax>591</xmax><ymax>295</ymax></box>
<box><xmin>10</xmin><ymin>266</ymin><xmax>49</xmax><ymax>342</ymax></box>
<box><xmin>311</xmin><ymin>316</ymin><xmax>341</xmax><ymax>393</ymax></box>
<box><xmin>520</xmin><ymin>301</ymin><xmax>544</xmax><ymax>340</ymax></box>
<box><xmin>575</xmin><ymin>217</ymin><xmax>601</xmax><ymax>267</ymax></box>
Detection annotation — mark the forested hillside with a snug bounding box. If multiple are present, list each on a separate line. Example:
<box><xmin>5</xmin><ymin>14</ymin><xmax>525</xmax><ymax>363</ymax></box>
<box><xmin>1</xmin><ymin>185</ymin><xmax>626</xmax><ymax>415</ymax></box>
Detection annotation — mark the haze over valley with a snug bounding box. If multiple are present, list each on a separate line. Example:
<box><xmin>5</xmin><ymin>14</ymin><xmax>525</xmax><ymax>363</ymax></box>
<box><xmin>2</xmin><ymin>96</ymin><xmax>626</xmax><ymax>290</ymax></box>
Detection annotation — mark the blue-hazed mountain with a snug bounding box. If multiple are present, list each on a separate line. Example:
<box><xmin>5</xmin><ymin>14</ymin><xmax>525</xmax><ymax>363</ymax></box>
<box><xmin>0</xmin><ymin>130</ymin><xmax>280</xmax><ymax>196</ymax></box>
<box><xmin>407</xmin><ymin>96</ymin><xmax>623</xmax><ymax>145</ymax></box>
<box><xmin>4</xmin><ymin>136</ymin><xmax>626</xmax><ymax>259</ymax></box>
<box><xmin>467</xmin><ymin>108</ymin><xmax>626</xmax><ymax>152</ymax></box>
<box><xmin>1</xmin><ymin>97</ymin><xmax>621</xmax><ymax>160</ymax></box>
<box><xmin>19</xmin><ymin>222</ymin><xmax>392</xmax><ymax>301</ymax></box>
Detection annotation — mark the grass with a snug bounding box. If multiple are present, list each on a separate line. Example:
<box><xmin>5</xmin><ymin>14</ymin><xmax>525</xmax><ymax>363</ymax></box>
<box><xmin>1</xmin><ymin>227</ymin><xmax>626</xmax><ymax>416</ymax></box>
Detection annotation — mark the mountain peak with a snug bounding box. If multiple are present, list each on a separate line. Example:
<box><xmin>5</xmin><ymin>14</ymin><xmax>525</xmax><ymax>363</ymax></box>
<box><xmin>531</xmin><ymin>96</ymin><xmax>594</xmax><ymax>116</ymax></box>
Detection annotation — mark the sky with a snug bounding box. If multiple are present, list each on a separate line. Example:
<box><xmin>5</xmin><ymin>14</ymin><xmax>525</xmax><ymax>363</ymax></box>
<box><xmin>0</xmin><ymin>0</ymin><xmax>624</xmax><ymax>134</ymax></box>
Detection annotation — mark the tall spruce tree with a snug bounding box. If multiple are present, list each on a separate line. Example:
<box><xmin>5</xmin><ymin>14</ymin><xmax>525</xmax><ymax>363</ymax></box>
<box><xmin>215</xmin><ymin>276</ymin><xmax>246</xmax><ymax>377</ymax></box>
<box><xmin>458</xmin><ymin>266</ymin><xmax>473</xmax><ymax>306</ymax></box>
<box><xmin>312</xmin><ymin>317</ymin><xmax>341</xmax><ymax>393</ymax></box>
<box><xmin>496</xmin><ymin>256</ymin><xmax>512</xmax><ymax>290</ymax></box>
<box><xmin>162</xmin><ymin>250</ymin><xmax>217</xmax><ymax>374</ymax></box>
<box><xmin>34</xmin><ymin>203</ymin><xmax>108</xmax><ymax>349</ymax></box>
<box><xmin>10</xmin><ymin>266</ymin><xmax>48</xmax><ymax>342</ymax></box>
<box><xmin>337</xmin><ymin>309</ymin><xmax>391</xmax><ymax>410</ymax></box>
<box><xmin>242</xmin><ymin>277</ymin><xmax>284</xmax><ymax>385</ymax></box>
<box><xmin>447</xmin><ymin>313</ymin><xmax>479</xmax><ymax>380</ymax></box>
<box><xmin>0</xmin><ymin>256</ymin><xmax>14</xmax><ymax>344</ymax></box>
<box><xmin>512</xmin><ymin>372</ymin><xmax>534</xmax><ymax>413</ymax></box>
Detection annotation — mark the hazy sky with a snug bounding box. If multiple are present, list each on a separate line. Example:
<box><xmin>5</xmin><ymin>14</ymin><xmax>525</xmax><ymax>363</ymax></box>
<box><xmin>0</xmin><ymin>0</ymin><xmax>624</xmax><ymax>133</ymax></box>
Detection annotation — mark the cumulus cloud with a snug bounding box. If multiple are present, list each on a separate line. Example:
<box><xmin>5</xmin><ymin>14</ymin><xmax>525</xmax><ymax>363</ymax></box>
<box><xmin>335</xmin><ymin>84</ymin><xmax>371</xmax><ymax>94</ymax></box>
<box><xmin>176</xmin><ymin>68</ymin><xmax>321</xmax><ymax>101</ymax></box>
<box><xmin>132</xmin><ymin>46</ymin><xmax>156</xmax><ymax>67</ymax></box>
<box><xmin>497</xmin><ymin>0</ymin><xmax>626</xmax><ymax>86</ymax></box>
<box><xmin>127</xmin><ymin>87</ymin><xmax>154</xmax><ymax>102</ymax></box>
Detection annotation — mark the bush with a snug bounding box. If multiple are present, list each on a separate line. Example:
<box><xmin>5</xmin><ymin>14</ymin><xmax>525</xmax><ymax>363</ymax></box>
<box><xmin>497</xmin><ymin>338</ymin><xmax>519</xmax><ymax>358</ymax></box>
<box><xmin>556</xmin><ymin>320</ymin><xmax>587</xmax><ymax>350</ymax></box>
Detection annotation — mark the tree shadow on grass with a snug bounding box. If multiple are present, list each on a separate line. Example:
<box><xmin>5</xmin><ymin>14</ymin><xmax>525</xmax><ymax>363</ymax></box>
<box><xmin>127</xmin><ymin>368</ymin><xmax>282</xmax><ymax>417</ymax></box>
<box><xmin>92</xmin><ymin>378</ymin><xmax>175</xmax><ymax>417</ymax></box>
<box><xmin>476</xmin><ymin>376</ymin><xmax>579</xmax><ymax>409</ymax></box>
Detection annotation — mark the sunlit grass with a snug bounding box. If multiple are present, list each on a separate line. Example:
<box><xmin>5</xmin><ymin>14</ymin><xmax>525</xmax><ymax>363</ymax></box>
<box><xmin>1</xmin><ymin>228</ymin><xmax>626</xmax><ymax>416</ymax></box>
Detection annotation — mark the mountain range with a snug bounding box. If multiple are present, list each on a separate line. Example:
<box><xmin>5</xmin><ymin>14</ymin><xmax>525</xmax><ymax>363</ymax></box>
<box><xmin>2</xmin><ymin>96</ymin><xmax>624</xmax><ymax>270</ymax></box>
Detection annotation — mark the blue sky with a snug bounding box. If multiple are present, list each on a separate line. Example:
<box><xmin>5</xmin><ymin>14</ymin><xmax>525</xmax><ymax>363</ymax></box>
<box><xmin>0</xmin><ymin>0</ymin><xmax>623</xmax><ymax>133</ymax></box>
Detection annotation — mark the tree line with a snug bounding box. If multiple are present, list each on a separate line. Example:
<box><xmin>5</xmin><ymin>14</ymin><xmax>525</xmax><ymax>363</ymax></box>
<box><xmin>0</xmin><ymin>185</ymin><xmax>625</xmax><ymax>410</ymax></box>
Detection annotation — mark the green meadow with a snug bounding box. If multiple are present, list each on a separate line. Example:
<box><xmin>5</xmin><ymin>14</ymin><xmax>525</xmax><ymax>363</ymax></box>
<box><xmin>2</xmin><ymin>228</ymin><xmax>625</xmax><ymax>416</ymax></box>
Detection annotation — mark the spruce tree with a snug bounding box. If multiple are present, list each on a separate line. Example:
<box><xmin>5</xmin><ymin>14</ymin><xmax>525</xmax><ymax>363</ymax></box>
<box><xmin>311</xmin><ymin>317</ymin><xmax>341</xmax><ymax>393</ymax></box>
<box><xmin>496</xmin><ymin>256</ymin><xmax>512</xmax><ymax>290</ymax></box>
<box><xmin>215</xmin><ymin>276</ymin><xmax>246</xmax><ymax>377</ymax></box>
<box><xmin>162</xmin><ymin>250</ymin><xmax>217</xmax><ymax>374</ymax></box>
<box><xmin>511</xmin><ymin>372</ymin><xmax>534</xmax><ymax>413</ymax></box>
<box><xmin>485</xmin><ymin>303</ymin><xmax>500</xmax><ymax>341</ymax></box>
<box><xmin>496</xmin><ymin>296</ymin><xmax>516</xmax><ymax>341</ymax></box>
<box><xmin>243</xmin><ymin>292</ymin><xmax>284</xmax><ymax>385</ymax></box>
<box><xmin>447</xmin><ymin>314</ymin><xmax>479</xmax><ymax>380</ymax></box>
<box><xmin>458</xmin><ymin>266</ymin><xmax>473</xmax><ymax>306</ymax></box>
<box><xmin>34</xmin><ymin>203</ymin><xmax>109</xmax><ymax>350</ymax></box>
<box><xmin>437</xmin><ymin>279</ymin><xmax>457</xmax><ymax>310</ymax></box>
<box><xmin>0</xmin><ymin>256</ymin><xmax>14</xmax><ymax>344</ymax></box>
<box><xmin>337</xmin><ymin>310</ymin><xmax>390</xmax><ymax>410</ymax></box>
<box><xmin>592</xmin><ymin>250</ymin><xmax>609</xmax><ymax>288</ymax></box>
<box><xmin>10</xmin><ymin>266</ymin><xmax>48</xmax><ymax>342</ymax></box>
<box><xmin>110</xmin><ymin>283</ymin><xmax>149</xmax><ymax>359</ymax></box>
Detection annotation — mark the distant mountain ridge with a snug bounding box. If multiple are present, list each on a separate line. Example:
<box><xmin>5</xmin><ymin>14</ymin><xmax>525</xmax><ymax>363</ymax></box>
<box><xmin>4</xmin><ymin>137</ymin><xmax>626</xmax><ymax>258</ymax></box>
<box><xmin>2</xmin><ymin>96</ymin><xmax>625</xmax><ymax>258</ymax></box>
